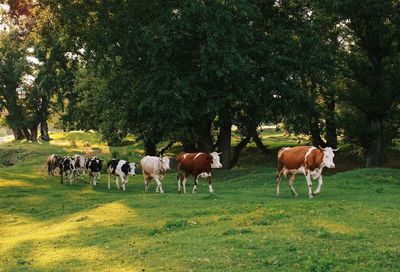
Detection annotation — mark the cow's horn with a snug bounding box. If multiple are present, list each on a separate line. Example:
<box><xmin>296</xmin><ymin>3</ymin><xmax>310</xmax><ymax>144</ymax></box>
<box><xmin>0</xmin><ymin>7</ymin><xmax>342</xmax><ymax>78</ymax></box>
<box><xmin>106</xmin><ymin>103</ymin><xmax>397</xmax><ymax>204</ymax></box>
<box><xmin>217</xmin><ymin>152</ymin><xmax>222</xmax><ymax>155</ymax></box>
<box><xmin>318</xmin><ymin>145</ymin><xmax>325</xmax><ymax>151</ymax></box>
<box><xmin>332</xmin><ymin>148</ymin><xmax>340</xmax><ymax>151</ymax></box>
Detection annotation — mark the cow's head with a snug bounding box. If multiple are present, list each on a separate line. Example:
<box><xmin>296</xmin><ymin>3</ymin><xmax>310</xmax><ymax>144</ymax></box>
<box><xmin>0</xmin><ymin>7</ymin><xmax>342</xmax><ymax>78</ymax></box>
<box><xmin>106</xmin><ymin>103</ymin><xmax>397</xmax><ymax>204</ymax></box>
<box><xmin>129</xmin><ymin>162</ymin><xmax>136</xmax><ymax>175</ymax></box>
<box><xmin>210</xmin><ymin>152</ymin><xmax>223</xmax><ymax>168</ymax></box>
<box><xmin>54</xmin><ymin>155</ymin><xmax>61</xmax><ymax>163</ymax></box>
<box><xmin>319</xmin><ymin>146</ymin><xmax>339</xmax><ymax>169</ymax></box>
<box><xmin>159</xmin><ymin>156</ymin><xmax>171</xmax><ymax>171</ymax></box>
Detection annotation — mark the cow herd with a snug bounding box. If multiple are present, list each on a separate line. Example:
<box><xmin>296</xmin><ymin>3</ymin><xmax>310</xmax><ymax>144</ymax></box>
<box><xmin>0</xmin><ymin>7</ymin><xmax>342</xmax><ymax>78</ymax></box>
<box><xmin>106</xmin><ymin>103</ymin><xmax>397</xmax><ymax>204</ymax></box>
<box><xmin>46</xmin><ymin>151</ymin><xmax>222</xmax><ymax>193</ymax></box>
<box><xmin>46</xmin><ymin>146</ymin><xmax>338</xmax><ymax>198</ymax></box>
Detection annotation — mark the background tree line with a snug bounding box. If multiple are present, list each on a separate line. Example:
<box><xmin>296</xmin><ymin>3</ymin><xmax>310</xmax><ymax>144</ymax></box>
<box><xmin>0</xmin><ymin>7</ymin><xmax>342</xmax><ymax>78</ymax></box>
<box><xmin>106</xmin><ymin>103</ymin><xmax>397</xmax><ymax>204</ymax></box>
<box><xmin>0</xmin><ymin>0</ymin><xmax>399</xmax><ymax>168</ymax></box>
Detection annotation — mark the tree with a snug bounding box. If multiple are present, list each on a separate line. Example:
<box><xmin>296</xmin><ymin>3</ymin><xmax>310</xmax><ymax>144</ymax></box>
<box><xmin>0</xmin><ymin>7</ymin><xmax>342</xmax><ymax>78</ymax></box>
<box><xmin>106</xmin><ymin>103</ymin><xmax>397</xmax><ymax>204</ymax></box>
<box><xmin>0</xmin><ymin>29</ymin><xmax>33</xmax><ymax>140</ymax></box>
<box><xmin>319</xmin><ymin>0</ymin><xmax>400</xmax><ymax>166</ymax></box>
<box><xmin>272</xmin><ymin>0</ymin><xmax>341</xmax><ymax>148</ymax></box>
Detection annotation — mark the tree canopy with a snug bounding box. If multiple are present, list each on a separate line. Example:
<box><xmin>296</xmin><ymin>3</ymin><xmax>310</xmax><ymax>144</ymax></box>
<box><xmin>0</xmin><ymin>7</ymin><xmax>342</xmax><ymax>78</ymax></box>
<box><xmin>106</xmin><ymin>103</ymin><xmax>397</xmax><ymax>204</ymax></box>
<box><xmin>0</xmin><ymin>0</ymin><xmax>399</xmax><ymax>167</ymax></box>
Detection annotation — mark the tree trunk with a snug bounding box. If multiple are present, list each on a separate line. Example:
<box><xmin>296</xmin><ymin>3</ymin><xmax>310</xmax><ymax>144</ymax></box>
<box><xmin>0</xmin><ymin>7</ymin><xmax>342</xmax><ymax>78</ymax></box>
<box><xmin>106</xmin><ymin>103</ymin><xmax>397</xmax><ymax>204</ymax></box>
<box><xmin>251</xmin><ymin>128</ymin><xmax>268</xmax><ymax>157</ymax></box>
<box><xmin>21</xmin><ymin>127</ymin><xmax>31</xmax><ymax>141</ymax></box>
<box><xmin>40</xmin><ymin>120</ymin><xmax>51</xmax><ymax>141</ymax></box>
<box><xmin>324</xmin><ymin>94</ymin><xmax>337</xmax><ymax>148</ymax></box>
<box><xmin>217</xmin><ymin>111</ymin><xmax>232</xmax><ymax>170</ymax></box>
<box><xmin>144</xmin><ymin>139</ymin><xmax>157</xmax><ymax>156</ymax></box>
<box><xmin>38</xmin><ymin>94</ymin><xmax>51</xmax><ymax>141</ymax></box>
<box><xmin>30</xmin><ymin>123</ymin><xmax>39</xmax><ymax>142</ymax></box>
<box><xmin>309</xmin><ymin>119</ymin><xmax>326</xmax><ymax>147</ymax></box>
<box><xmin>12</xmin><ymin>128</ymin><xmax>24</xmax><ymax>140</ymax></box>
<box><xmin>228</xmin><ymin>123</ymin><xmax>257</xmax><ymax>169</ymax></box>
<box><xmin>198</xmin><ymin>119</ymin><xmax>214</xmax><ymax>153</ymax></box>
<box><xmin>229</xmin><ymin>135</ymin><xmax>252</xmax><ymax>169</ymax></box>
<box><xmin>365</xmin><ymin>118</ymin><xmax>383</xmax><ymax>167</ymax></box>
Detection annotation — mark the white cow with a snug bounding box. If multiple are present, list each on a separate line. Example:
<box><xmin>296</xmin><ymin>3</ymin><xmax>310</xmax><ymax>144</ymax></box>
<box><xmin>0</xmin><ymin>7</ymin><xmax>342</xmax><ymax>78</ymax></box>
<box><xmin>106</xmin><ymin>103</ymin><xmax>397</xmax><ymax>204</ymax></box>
<box><xmin>140</xmin><ymin>155</ymin><xmax>171</xmax><ymax>193</ymax></box>
<box><xmin>107</xmin><ymin>159</ymin><xmax>136</xmax><ymax>191</ymax></box>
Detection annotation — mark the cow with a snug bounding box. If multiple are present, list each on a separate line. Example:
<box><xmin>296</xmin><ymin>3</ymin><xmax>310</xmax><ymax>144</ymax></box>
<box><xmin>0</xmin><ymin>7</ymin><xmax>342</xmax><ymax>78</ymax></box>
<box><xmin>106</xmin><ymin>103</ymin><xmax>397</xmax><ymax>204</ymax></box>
<box><xmin>276</xmin><ymin>146</ymin><xmax>338</xmax><ymax>199</ymax></box>
<box><xmin>140</xmin><ymin>155</ymin><xmax>170</xmax><ymax>193</ymax></box>
<box><xmin>59</xmin><ymin>156</ymin><xmax>76</xmax><ymax>184</ymax></box>
<box><xmin>85</xmin><ymin>156</ymin><xmax>103</xmax><ymax>186</ymax></box>
<box><xmin>47</xmin><ymin>154</ymin><xmax>61</xmax><ymax>176</ymax></box>
<box><xmin>73</xmin><ymin>154</ymin><xmax>86</xmax><ymax>180</ymax></box>
<box><xmin>106</xmin><ymin>159</ymin><xmax>136</xmax><ymax>191</ymax></box>
<box><xmin>177</xmin><ymin>152</ymin><xmax>222</xmax><ymax>193</ymax></box>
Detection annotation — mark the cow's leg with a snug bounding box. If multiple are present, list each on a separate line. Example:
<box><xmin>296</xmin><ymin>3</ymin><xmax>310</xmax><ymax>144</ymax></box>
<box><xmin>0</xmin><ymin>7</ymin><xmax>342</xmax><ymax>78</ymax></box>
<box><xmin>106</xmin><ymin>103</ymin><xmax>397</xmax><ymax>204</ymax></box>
<box><xmin>305</xmin><ymin>171</ymin><xmax>314</xmax><ymax>199</ymax></box>
<box><xmin>124</xmin><ymin>176</ymin><xmax>129</xmax><ymax>191</ymax></box>
<box><xmin>60</xmin><ymin>171</ymin><xmax>64</xmax><ymax>184</ymax></box>
<box><xmin>115</xmin><ymin>176</ymin><xmax>120</xmax><ymax>190</ymax></box>
<box><xmin>207</xmin><ymin>176</ymin><xmax>214</xmax><ymax>193</ymax></box>
<box><xmin>144</xmin><ymin>177</ymin><xmax>149</xmax><ymax>192</ymax></box>
<box><xmin>177</xmin><ymin>173</ymin><xmax>181</xmax><ymax>193</ymax></box>
<box><xmin>313</xmin><ymin>175</ymin><xmax>323</xmax><ymax>195</ymax></box>
<box><xmin>192</xmin><ymin>176</ymin><xmax>198</xmax><ymax>193</ymax></box>
<box><xmin>92</xmin><ymin>173</ymin><xmax>97</xmax><ymax>186</ymax></box>
<box><xmin>119</xmin><ymin>175</ymin><xmax>128</xmax><ymax>191</ymax></box>
<box><xmin>108</xmin><ymin>174</ymin><xmax>111</xmax><ymax>189</ymax></box>
<box><xmin>288</xmin><ymin>174</ymin><xmax>298</xmax><ymax>196</ymax></box>
<box><xmin>182</xmin><ymin>175</ymin><xmax>187</xmax><ymax>194</ymax></box>
<box><xmin>154</xmin><ymin>176</ymin><xmax>164</xmax><ymax>193</ymax></box>
<box><xmin>69</xmin><ymin>171</ymin><xmax>74</xmax><ymax>185</ymax></box>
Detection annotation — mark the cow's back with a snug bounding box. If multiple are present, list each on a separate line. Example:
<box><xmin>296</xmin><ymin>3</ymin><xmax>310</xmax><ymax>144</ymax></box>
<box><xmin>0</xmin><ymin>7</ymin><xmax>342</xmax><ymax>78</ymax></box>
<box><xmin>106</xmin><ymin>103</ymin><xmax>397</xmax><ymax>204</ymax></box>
<box><xmin>278</xmin><ymin>146</ymin><xmax>312</xmax><ymax>170</ymax></box>
<box><xmin>178</xmin><ymin>152</ymin><xmax>212</xmax><ymax>175</ymax></box>
<box><xmin>141</xmin><ymin>156</ymin><xmax>160</xmax><ymax>175</ymax></box>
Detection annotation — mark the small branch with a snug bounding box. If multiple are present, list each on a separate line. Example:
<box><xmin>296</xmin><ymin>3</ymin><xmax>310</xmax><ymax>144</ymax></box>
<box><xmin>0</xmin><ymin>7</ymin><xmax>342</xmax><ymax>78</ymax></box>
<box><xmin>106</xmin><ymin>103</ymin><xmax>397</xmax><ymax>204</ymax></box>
<box><xmin>157</xmin><ymin>141</ymin><xmax>175</xmax><ymax>156</ymax></box>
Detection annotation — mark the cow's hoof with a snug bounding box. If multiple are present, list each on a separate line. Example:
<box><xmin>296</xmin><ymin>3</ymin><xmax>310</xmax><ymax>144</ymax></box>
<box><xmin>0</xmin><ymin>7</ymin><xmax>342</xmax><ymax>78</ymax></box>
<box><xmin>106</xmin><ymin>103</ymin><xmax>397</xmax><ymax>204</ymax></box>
<box><xmin>309</xmin><ymin>194</ymin><xmax>314</xmax><ymax>199</ymax></box>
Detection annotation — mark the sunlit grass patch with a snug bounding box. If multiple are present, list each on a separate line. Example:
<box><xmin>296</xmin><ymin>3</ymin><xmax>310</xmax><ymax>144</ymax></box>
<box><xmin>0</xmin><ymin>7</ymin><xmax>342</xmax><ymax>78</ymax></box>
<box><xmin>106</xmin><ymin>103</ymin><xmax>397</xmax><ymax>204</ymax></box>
<box><xmin>0</xmin><ymin>131</ymin><xmax>399</xmax><ymax>271</ymax></box>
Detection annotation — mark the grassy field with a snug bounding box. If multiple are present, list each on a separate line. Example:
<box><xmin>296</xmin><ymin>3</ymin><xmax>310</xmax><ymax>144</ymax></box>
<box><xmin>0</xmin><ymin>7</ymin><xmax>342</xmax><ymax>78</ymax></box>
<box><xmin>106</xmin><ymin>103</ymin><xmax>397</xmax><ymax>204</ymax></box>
<box><xmin>0</xmin><ymin>132</ymin><xmax>399</xmax><ymax>271</ymax></box>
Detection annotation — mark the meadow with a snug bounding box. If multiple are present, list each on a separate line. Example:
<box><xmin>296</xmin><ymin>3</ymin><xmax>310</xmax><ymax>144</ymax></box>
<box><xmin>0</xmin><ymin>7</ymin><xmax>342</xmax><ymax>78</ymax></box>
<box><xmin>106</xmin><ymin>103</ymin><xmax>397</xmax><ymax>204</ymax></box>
<box><xmin>0</xmin><ymin>132</ymin><xmax>399</xmax><ymax>271</ymax></box>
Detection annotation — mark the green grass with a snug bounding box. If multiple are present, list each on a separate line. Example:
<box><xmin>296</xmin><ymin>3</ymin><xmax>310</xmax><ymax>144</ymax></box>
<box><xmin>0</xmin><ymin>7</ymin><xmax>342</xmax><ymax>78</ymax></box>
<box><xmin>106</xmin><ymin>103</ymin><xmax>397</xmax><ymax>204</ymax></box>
<box><xmin>0</xmin><ymin>132</ymin><xmax>399</xmax><ymax>271</ymax></box>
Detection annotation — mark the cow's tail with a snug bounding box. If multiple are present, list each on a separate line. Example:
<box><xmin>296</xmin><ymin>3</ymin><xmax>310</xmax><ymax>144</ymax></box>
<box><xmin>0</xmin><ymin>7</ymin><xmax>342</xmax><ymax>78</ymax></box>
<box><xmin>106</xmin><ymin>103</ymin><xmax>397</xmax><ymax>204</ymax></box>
<box><xmin>276</xmin><ymin>148</ymin><xmax>286</xmax><ymax>179</ymax></box>
<box><xmin>276</xmin><ymin>160</ymin><xmax>284</xmax><ymax>179</ymax></box>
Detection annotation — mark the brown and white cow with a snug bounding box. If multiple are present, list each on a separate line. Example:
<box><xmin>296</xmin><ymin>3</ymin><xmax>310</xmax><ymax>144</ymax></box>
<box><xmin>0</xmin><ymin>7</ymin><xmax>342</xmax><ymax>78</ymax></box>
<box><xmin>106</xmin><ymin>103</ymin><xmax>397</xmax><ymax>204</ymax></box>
<box><xmin>177</xmin><ymin>152</ymin><xmax>222</xmax><ymax>193</ymax></box>
<box><xmin>47</xmin><ymin>154</ymin><xmax>61</xmax><ymax>176</ymax></box>
<box><xmin>140</xmin><ymin>155</ymin><xmax>170</xmax><ymax>193</ymax></box>
<box><xmin>276</xmin><ymin>146</ymin><xmax>338</xmax><ymax>199</ymax></box>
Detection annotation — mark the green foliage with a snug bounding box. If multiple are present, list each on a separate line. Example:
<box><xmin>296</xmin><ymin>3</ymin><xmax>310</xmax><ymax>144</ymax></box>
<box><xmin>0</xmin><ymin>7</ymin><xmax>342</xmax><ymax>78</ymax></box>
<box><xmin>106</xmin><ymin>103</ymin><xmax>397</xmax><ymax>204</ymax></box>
<box><xmin>0</xmin><ymin>30</ymin><xmax>30</xmax><ymax>129</ymax></box>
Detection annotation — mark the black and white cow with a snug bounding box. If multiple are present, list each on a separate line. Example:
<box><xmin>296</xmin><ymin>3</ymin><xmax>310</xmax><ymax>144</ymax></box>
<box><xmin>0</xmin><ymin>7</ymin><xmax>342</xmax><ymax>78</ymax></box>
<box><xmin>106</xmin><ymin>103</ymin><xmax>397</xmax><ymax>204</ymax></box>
<box><xmin>59</xmin><ymin>156</ymin><xmax>76</xmax><ymax>184</ymax></box>
<box><xmin>107</xmin><ymin>159</ymin><xmax>136</xmax><ymax>191</ymax></box>
<box><xmin>73</xmin><ymin>154</ymin><xmax>86</xmax><ymax>180</ymax></box>
<box><xmin>85</xmin><ymin>156</ymin><xmax>103</xmax><ymax>186</ymax></box>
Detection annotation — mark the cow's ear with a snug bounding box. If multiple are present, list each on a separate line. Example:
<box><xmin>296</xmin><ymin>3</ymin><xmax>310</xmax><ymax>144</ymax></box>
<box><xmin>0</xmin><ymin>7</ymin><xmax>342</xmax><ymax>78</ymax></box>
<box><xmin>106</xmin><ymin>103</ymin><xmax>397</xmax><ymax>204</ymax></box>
<box><xmin>332</xmin><ymin>148</ymin><xmax>340</xmax><ymax>152</ymax></box>
<box><xmin>217</xmin><ymin>152</ymin><xmax>222</xmax><ymax>155</ymax></box>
